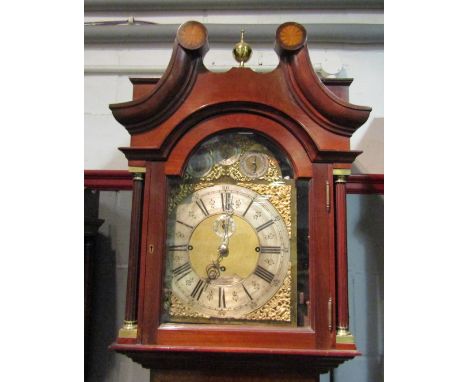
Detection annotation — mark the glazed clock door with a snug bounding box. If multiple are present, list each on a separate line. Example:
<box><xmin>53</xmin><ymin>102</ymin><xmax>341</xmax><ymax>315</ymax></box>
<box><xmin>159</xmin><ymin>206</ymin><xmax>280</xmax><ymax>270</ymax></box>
<box><xmin>161</xmin><ymin>131</ymin><xmax>310</xmax><ymax>327</ymax></box>
<box><xmin>169</xmin><ymin>184</ymin><xmax>290</xmax><ymax>319</ymax></box>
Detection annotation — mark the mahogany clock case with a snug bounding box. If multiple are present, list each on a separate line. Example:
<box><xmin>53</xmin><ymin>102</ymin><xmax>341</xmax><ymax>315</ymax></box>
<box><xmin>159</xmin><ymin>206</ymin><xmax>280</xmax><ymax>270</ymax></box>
<box><xmin>108</xmin><ymin>20</ymin><xmax>372</xmax><ymax>374</ymax></box>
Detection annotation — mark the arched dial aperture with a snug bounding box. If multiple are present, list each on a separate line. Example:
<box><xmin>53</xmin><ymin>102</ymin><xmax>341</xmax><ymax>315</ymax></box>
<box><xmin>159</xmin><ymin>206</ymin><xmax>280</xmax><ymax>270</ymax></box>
<box><xmin>168</xmin><ymin>184</ymin><xmax>290</xmax><ymax>319</ymax></box>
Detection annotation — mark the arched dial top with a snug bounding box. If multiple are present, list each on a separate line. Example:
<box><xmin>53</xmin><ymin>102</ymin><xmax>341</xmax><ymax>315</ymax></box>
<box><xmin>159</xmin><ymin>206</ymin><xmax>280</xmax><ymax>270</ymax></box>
<box><xmin>167</xmin><ymin>184</ymin><xmax>290</xmax><ymax>319</ymax></box>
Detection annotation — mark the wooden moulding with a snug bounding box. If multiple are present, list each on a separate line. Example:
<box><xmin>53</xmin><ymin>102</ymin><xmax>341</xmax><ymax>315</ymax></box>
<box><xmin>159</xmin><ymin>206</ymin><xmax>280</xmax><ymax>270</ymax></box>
<box><xmin>346</xmin><ymin>174</ymin><xmax>384</xmax><ymax>194</ymax></box>
<box><xmin>83</xmin><ymin>170</ymin><xmax>133</xmax><ymax>190</ymax></box>
<box><xmin>128</xmin><ymin>77</ymin><xmax>352</xmax><ymax>103</ymax></box>
<box><xmin>84</xmin><ymin>171</ymin><xmax>384</xmax><ymax>195</ymax></box>
<box><xmin>109</xmin><ymin>20</ymin><xmax>371</xmax><ymax>158</ymax></box>
<box><xmin>109</xmin><ymin>22</ymin><xmax>208</xmax><ymax>134</ymax></box>
<box><xmin>110</xmin><ymin>343</ymin><xmax>359</xmax><ymax>374</ymax></box>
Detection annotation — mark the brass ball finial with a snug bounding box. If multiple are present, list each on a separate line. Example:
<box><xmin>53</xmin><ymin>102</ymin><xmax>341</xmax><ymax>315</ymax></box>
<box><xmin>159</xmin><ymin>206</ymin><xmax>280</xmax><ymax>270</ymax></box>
<box><xmin>232</xmin><ymin>29</ymin><xmax>252</xmax><ymax>67</ymax></box>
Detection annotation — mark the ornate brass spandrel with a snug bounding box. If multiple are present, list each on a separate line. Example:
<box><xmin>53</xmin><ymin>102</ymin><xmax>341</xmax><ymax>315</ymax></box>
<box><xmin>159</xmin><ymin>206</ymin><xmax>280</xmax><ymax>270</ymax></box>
<box><xmin>169</xmin><ymin>293</ymin><xmax>210</xmax><ymax>319</ymax></box>
<box><xmin>244</xmin><ymin>268</ymin><xmax>291</xmax><ymax>322</ymax></box>
<box><xmin>168</xmin><ymin>182</ymin><xmax>215</xmax><ymax>213</ymax></box>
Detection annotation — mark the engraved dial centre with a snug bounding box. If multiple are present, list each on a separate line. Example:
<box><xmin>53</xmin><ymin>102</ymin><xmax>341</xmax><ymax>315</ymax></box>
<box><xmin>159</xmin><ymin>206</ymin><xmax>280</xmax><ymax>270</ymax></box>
<box><xmin>189</xmin><ymin>214</ymin><xmax>260</xmax><ymax>284</ymax></box>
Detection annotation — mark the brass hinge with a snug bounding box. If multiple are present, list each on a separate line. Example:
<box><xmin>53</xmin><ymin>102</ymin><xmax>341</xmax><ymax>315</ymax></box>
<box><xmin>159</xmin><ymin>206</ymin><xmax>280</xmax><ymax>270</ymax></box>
<box><xmin>328</xmin><ymin>297</ymin><xmax>333</xmax><ymax>332</ymax></box>
<box><xmin>326</xmin><ymin>181</ymin><xmax>330</xmax><ymax>213</ymax></box>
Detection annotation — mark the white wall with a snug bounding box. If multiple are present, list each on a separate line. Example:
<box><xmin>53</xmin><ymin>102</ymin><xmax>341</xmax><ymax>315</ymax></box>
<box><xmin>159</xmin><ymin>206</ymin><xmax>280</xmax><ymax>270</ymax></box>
<box><xmin>84</xmin><ymin>10</ymin><xmax>384</xmax><ymax>173</ymax></box>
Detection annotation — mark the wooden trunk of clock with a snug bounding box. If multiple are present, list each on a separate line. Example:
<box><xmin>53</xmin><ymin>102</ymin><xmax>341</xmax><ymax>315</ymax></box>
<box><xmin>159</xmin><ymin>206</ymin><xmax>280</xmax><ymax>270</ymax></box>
<box><xmin>109</xmin><ymin>21</ymin><xmax>371</xmax><ymax>380</ymax></box>
<box><xmin>150</xmin><ymin>369</ymin><xmax>319</xmax><ymax>382</ymax></box>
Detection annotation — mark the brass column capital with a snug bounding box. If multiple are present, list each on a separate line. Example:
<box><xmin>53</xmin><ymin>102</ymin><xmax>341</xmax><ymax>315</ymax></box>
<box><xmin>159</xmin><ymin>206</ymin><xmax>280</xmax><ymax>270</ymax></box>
<box><xmin>128</xmin><ymin>166</ymin><xmax>146</xmax><ymax>174</ymax></box>
<box><xmin>333</xmin><ymin>169</ymin><xmax>351</xmax><ymax>184</ymax></box>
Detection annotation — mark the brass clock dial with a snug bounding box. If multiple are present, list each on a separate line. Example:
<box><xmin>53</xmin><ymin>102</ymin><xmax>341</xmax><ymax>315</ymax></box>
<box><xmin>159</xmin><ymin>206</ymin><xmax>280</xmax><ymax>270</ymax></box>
<box><xmin>186</xmin><ymin>147</ymin><xmax>213</xmax><ymax>178</ymax></box>
<box><xmin>212</xmin><ymin>140</ymin><xmax>240</xmax><ymax>165</ymax></box>
<box><xmin>167</xmin><ymin>184</ymin><xmax>290</xmax><ymax>319</ymax></box>
<box><xmin>239</xmin><ymin>152</ymin><xmax>269</xmax><ymax>179</ymax></box>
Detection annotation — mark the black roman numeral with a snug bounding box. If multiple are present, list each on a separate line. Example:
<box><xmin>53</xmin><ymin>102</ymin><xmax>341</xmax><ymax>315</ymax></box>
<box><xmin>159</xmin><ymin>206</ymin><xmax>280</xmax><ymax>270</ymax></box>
<box><xmin>190</xmin><ymin>279</ymin><xmax>206</xmax><ymax>300</ymax></box>
<box><xmin>242</xmin><ymin>283</ymin><xmax>253</xmax><ymax>300</ymax></box>
<box><xmin>173</xmin><ymin>262</ymin><xmax>191</xmax><ymax>281</ymax></box>
<box><xmin>218</xmin><ymin>287</ymin><xmax>226</xmax><ymax>308</ymax></box>
<box><xmin>260</xmin><ymin>246</ymin><xmax>281</xmax><ymax>254</ymax></box>
<box><xmin>254</xmin><ymin>266</ymin><xmax>275</xmax><ymax>284</ymax></box>
<box><xmin>168</xmin><ymin>244</ymin><xmax>188</xmax><ymax>251</ymax></box>
<box><xmin>195</xmin><ymin>199</ymin><xmax>209</xmax><ymax>216</ymax></box>
<box><xmin>176</xmin><ymin>220</ymin><xmax>194</xmax><ymax>229</ymax></box>
<box><xmin>221</xmin><ymin>192</ymin><xmax>232</xmax><ymax>212</ymax></box>
<box><xmin>256</xmin><ymin>220</ymin><xmax>274</xmax><ymax>232</ymax></box>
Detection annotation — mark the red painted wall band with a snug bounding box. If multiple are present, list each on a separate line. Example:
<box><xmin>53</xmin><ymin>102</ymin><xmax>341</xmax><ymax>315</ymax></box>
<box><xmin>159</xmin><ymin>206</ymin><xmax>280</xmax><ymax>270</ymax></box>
<box><xmin>84</xmin><ymin>170</ymin><xmax>384</xmax><ymax>194</ymax></box>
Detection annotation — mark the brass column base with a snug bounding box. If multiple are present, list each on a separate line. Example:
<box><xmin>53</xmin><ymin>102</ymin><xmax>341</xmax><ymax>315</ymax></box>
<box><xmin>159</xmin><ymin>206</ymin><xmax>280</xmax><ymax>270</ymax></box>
<box><xmin>336</xmin><ymin>327</ymin><xmax>355</xmax><ymax>344</ymax></box>
<box><xmin>118</xmin><ymin>320</ymin><xmax>138</xmax><ymax>338</ymax></box>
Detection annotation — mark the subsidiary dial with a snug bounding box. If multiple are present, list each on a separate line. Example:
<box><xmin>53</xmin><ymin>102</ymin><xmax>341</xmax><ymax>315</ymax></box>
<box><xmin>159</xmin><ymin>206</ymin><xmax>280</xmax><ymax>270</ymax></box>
<box><xmin>213</xmin><ymin>140</ymin><xmax>241</xmax><ymax>165</ymax></box>
<box><xmin>240</xmin><ymin>152</ymin><xmax>269</xmax><ymax>179</ymax></box>
<box><xmin>186</xmin><ymin>147</ymin><xmax>213</xmax><ymax>178</ymax></box>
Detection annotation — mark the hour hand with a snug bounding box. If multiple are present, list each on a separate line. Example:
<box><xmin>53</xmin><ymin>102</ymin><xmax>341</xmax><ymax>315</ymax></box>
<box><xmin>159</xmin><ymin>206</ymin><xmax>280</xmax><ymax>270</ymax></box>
<box><xmin>206</xmin><ymin>241</ymin><xmax>229</xmax><ymax>281</ymax></box>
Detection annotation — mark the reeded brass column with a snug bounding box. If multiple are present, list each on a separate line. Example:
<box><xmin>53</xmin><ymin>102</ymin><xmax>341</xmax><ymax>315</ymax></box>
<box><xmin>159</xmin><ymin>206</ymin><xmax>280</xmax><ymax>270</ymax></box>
<box><xmin>119</xmin><ymin>168</ymin><xmax>145</xmax><ymax>338</ymax></box>
<box><xmin>333</xmin><ymin>169</ymin><xmax>355</xmax><ymax>344</ymax></box>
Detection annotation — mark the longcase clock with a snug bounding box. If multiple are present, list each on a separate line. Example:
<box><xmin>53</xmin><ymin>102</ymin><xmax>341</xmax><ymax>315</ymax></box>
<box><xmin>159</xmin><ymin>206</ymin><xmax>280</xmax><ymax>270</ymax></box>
<box><xmin>109</xmin><ymin>21</ymin><xmax>371</xmax><ymax>382</ymax></box>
